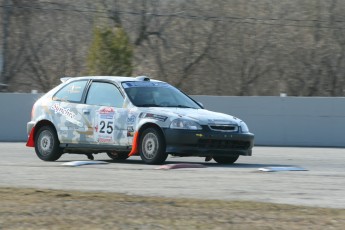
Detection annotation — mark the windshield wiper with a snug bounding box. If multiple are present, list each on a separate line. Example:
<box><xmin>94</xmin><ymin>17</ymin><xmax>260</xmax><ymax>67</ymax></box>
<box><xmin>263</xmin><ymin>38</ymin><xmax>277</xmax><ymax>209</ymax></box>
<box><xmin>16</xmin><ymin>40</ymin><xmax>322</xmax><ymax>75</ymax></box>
<box><xmin>166</xmin><ymin>105</ymin><xmax>196</xmax><ymax>109</ymax></box>
<box><xmin>136</xmin><ymin>104</ymin><xmax>162</xmax><ymax>107</ymax></box>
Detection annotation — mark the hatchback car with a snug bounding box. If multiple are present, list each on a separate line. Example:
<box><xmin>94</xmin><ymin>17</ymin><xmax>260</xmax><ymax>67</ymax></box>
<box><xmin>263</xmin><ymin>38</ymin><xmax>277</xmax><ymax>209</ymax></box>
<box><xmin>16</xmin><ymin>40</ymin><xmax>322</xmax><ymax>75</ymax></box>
<box><xmin>26</xmin><ymin>76</ymin><xmax>254</xmax><ymax>164</ymax></box>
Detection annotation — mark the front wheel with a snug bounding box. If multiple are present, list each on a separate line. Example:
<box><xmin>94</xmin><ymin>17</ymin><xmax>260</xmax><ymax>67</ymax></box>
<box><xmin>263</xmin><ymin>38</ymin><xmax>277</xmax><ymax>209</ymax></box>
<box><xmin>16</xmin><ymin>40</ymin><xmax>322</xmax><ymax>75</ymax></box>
<box><xmin>35</xmin><ymin>126</ymin><xmax>62</xmax><ymax>161</ymax></box>
<box><xmin>213</xmin><ymin>155</ymin><xmax>239</xmax><ymax>164</ymax></box>
<box><xmin>139</xmin><ymin>128</ymin><xmax>168</xmax><ymax>165</ymax></box>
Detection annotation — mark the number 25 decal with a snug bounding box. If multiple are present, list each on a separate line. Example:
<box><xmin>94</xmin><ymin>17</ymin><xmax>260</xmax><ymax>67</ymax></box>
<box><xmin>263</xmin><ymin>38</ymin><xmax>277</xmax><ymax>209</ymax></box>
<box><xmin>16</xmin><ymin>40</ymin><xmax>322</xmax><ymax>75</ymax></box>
<box><xmin>99</xmin><ymin>121</ymin><xmax>114</xmax><ymax>134</ymax></box>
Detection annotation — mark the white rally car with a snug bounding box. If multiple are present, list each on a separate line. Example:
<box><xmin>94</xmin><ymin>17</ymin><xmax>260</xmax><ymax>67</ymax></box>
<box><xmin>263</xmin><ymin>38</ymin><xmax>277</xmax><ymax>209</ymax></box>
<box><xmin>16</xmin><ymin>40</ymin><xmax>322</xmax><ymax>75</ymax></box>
<box><xmin>27</xmin><ymin>76</ymin><xmax>254</xmax><ymax>164</ymax></box>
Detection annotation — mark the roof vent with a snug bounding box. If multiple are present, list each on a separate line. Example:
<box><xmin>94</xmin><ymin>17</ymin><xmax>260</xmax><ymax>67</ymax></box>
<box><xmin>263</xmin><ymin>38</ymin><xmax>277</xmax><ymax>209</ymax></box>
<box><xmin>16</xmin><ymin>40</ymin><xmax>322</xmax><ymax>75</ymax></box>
<box><xmin>136</xmin><ymin>76</ymin><xmax>150</xmax><ymax>81</ymax></box>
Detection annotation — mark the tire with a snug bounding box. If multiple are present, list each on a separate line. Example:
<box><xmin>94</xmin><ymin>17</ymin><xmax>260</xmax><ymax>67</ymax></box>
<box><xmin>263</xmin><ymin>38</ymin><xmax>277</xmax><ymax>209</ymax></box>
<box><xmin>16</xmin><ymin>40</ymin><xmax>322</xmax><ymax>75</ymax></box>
<box><xmin>139</xmin><ymin>127</ymin><xmax>168</xmax><ymax>164</ymax></box>
<box><xmin>106</xmin><ymin>151</ymin><xmax>129</xmax><ymax>160</ymax></box>
<box><xmin>213</xmin><ymin>155</ymin><xmax>239</xmax><ymax>164</ymax></box>
<box><xmin>35</xmin><ymin>126</ymin><xmax>62</xmax><ymax>161</ymax></box>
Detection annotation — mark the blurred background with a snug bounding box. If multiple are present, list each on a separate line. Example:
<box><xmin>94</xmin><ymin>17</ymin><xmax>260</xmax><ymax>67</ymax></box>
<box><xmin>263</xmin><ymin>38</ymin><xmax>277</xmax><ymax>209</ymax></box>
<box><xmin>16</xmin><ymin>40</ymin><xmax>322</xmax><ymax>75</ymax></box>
<box><xmin>1</xmin><ymin>0</ymin><xmax>345</xmax><ymax>96</ymax></box>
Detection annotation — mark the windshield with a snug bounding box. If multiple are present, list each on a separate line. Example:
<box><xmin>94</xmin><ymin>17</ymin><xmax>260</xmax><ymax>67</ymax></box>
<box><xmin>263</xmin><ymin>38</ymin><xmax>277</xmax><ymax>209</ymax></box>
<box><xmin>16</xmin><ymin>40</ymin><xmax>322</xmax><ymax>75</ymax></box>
<box><xmin>122</xmin><ymin>81</ymin><xmax>201</xmax><ymax>109</ymax></box>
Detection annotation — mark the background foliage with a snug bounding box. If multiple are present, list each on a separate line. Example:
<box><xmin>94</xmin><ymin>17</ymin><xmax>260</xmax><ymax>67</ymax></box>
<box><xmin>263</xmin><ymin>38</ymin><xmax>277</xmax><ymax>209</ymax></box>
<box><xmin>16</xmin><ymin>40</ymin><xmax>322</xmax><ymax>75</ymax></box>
<box><xmin>1</xmin><ymin>0</ymin><xmax>345</xmax><ymax>96</ymax></box>
<box><xmin>87</xmin><ymin>26</ymin><xmax>133</xmax><ymax>76</ymax></box>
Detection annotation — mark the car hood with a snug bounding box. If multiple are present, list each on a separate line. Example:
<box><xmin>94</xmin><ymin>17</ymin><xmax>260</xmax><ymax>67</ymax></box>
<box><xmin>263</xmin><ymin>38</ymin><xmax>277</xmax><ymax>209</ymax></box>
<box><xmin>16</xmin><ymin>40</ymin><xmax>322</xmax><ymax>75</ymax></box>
<box><xmin>142</xmin><ymin>107</ymin><xmax>241</xmax><ymax>125</ymax></box>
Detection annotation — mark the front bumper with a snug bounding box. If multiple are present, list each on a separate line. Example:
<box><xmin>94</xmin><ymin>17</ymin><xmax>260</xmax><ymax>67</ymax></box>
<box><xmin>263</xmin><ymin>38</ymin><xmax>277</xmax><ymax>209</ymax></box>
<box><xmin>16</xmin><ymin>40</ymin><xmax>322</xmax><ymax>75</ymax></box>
<box><xmin>163</xmin><ymin>127</ymin><xmax>254</xmax><ymax>157</ymax></box>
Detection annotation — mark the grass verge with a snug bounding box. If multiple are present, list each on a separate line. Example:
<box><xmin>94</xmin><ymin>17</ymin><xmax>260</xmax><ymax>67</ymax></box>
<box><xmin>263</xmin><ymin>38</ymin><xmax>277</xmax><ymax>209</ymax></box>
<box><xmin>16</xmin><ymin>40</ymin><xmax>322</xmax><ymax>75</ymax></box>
<box><xmin>0</xmin><ymin>187</ymin><xmax>344</xmax><ymax>229</ymax></box>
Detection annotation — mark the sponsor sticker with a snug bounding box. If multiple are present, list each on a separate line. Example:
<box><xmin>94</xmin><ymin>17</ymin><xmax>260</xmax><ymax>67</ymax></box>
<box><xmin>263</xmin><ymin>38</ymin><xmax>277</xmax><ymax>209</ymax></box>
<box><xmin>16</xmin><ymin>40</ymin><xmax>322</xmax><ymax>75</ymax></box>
<box><xmin>51</xmin><ymin>103</ymin><xmax>83</xmax><ymax>127</ymax></box>
<box><xmin>95</xmin><ymin>107</ymin><xmax>115</xmax><ymax>143</ymax></box>
<box><xmin>122</xmin><ymin>82</ymin><xmax>169</xmax><ymax>88</ymax></box>
<box><xmin>208</xmin><ymin>119</ymin><xmax>236</xmax><ymax>125</ymax></box>
<box><xmin>127</xmin><ymin>126</ymin><xmax>134</xmax><ymax>137</ymax></box>
<box><xmin>127</xmin><ymin>114</ymin><xmax>136</xmax><ymax>124</ymax></box>
<box><xmin>139</xmin><ymin>112</ymin><xmax>167</xmax><ymax>122</ymax></box>
<box><xmin>51</xmin><ymin>103</ymin><xmax>76</xmax><ymax>119</ymax></box>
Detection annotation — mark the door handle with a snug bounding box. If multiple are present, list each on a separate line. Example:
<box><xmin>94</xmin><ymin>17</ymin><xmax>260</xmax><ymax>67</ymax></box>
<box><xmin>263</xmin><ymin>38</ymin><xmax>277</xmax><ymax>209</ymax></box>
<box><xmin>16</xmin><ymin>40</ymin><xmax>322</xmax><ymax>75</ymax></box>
<box><xmin>83</xmin><ymin>109</ymin><xmax>90</xmax><ymax>114</ymax></box>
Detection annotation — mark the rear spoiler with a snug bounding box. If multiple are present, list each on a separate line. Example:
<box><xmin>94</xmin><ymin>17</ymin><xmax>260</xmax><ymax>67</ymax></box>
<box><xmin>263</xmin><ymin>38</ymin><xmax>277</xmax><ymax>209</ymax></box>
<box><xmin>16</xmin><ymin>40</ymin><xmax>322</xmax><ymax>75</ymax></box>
<box><xmin>60</xmin><ymin>77</ymin><xmax>71</xmax><ymax>83</ymax></box>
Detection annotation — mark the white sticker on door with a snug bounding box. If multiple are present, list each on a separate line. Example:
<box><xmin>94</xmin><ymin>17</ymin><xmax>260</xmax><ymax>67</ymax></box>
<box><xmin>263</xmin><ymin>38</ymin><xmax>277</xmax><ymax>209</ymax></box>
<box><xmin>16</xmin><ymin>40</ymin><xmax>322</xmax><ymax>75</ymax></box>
<box><xmin>95</xmin><ymin>107</ymin><xmax>115</xmax><ymax>143</ymax></box>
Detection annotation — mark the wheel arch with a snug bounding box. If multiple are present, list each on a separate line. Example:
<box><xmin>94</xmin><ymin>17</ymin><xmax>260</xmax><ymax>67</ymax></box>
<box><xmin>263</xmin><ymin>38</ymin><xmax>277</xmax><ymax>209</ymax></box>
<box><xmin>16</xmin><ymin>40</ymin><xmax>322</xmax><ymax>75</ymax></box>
<box><xmin>128</xmin><ymin>122</ymin><xmax>166</xmax><ymax>156</ymax></box>
<box><xmin>138</xmin><ymin>122</ymin><xmax>165</xmax><ymax>140</ymax></box>
<box><xmin>29</xmin><ymin>120</ymin><xmax>58</xmax><ymax>147</ymax></box>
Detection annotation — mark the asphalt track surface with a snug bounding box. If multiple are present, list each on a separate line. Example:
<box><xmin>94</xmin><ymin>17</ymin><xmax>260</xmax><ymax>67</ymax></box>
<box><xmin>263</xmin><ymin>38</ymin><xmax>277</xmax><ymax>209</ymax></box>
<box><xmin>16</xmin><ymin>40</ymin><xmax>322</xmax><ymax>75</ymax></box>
<box><xmin>0</xmin><ymin>143</ymin><xmax>344</xmax><ymax>209</ymax></box>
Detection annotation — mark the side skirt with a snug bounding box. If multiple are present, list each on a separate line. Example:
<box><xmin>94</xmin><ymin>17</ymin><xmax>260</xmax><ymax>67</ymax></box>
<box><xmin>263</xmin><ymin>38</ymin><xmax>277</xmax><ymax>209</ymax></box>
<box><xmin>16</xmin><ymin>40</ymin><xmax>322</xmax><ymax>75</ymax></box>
<box><xmin>60</xmin><ymin>143</ymin><xmax>130</xmax><ymax>154</ymax></box>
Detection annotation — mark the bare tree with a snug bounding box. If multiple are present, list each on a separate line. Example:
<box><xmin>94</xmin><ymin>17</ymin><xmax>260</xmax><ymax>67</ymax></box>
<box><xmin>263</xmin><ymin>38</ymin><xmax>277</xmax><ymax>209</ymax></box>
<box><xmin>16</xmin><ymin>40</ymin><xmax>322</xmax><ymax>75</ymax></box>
<box><xmin>2</xmin><ymin>0</ymin><xmax>345</xmax><ymax>96</ymax></box>
<box><xmin>325</xmin><ymin>0</ymin><xmax>345</xmax><ymax>96</ymax></box>
<box><xmin>6</xmin><ymin>0</ymin><xmax>93</xmax><ymax>92</ymax></box>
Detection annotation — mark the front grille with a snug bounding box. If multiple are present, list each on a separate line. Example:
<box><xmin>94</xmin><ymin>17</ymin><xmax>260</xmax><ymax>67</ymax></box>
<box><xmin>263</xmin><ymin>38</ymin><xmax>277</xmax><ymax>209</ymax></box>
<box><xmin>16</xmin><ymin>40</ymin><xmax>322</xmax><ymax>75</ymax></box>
<box><xmin>198</xmin><ymin>139</ymin><xmax>250</xmax><ymax>150</ymax></box>
<box><xmin>209</xmin><ymin>125</ymin><xmax>238</xmax><ymax>132</ymax></box>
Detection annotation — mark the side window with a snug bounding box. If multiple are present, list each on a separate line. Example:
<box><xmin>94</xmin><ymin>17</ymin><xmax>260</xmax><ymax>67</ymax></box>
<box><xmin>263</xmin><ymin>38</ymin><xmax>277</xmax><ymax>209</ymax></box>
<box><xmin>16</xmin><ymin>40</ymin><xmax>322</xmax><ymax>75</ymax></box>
<box><xmin>86</xmin><ymin>82</ymin><xmax>124</xmax><ymax>107</ymax></box>
<box><xmin>53</xmin><ymin>80</ymin><xmax>87</xmax><ymax>103</ymax></box>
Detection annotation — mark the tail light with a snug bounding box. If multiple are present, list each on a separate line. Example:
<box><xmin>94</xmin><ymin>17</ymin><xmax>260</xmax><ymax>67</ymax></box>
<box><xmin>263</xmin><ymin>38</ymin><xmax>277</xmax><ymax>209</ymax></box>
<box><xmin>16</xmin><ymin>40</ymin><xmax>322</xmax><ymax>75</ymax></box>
<box><xmin>31</xmin><ymin>104</ymin><xmax>36</xmax><ymax>120</ymax></box>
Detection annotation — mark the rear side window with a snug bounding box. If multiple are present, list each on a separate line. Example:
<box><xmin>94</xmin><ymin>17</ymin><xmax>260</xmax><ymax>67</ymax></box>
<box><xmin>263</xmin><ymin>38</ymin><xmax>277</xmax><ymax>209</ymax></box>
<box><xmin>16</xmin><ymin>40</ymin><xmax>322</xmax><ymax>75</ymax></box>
<box><xmin>86</xmin><ymin>82</ymin><xmax>124</xmax><ymax>107</ymax></box>
<box><xmin>53</xmin><ymin>80</ymin><xmax>88</xmax><ymax>103</ymax></box>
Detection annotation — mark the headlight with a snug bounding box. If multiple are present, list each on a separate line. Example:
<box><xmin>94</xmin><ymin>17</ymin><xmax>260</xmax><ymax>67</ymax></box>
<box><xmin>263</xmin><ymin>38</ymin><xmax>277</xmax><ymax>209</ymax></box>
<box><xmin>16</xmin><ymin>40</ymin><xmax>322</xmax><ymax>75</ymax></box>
<box><xmin>170</xmin><ymin>118</ymin><xmax>202</xmax><ymax>130</ymax></box>
<box><xmin>240</xmin><ymin>121</ymin><xmax>249</xmax><ymax>133</ymax></box>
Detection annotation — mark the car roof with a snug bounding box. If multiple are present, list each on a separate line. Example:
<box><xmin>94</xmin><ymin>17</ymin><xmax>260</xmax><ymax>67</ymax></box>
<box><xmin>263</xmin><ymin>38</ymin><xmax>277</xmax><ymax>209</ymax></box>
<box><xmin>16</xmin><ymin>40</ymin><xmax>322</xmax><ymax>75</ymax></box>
<box><xmin>62</xmin><ymin>76</ymin><xmax>162</xmax><ymax>84</ymax></box>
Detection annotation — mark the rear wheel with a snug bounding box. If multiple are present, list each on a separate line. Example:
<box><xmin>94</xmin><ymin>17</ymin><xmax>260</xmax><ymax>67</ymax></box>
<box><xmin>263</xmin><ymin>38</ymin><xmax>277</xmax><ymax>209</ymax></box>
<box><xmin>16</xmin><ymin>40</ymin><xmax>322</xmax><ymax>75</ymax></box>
<box><xmin>106</xmin><ymin>151</ymin><xmax>129</xmax><ymax>160</ymax></box>
<box><xmin>35</xmin><ymin>126</ymin><xmax>62</xmax><ymax>161</ymax></box>
<box><xmin>213</xmin><ymin>155</ymin><xmax>239</xmax><ymax>164</ymax></box>
<box><xmin>139</xmin><ymin>127</ymin><xmax>167</xmax><ymax>164</ymax></box>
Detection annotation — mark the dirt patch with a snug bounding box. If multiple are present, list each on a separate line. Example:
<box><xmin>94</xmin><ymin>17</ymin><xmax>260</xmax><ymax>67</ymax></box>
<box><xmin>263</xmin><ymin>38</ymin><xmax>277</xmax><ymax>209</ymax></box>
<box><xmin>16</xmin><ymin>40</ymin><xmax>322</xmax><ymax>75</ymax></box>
<box><xmin>0</xmin><ymin>187</ymin><xmax>344</xmax><ymax>229</ymax></box>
